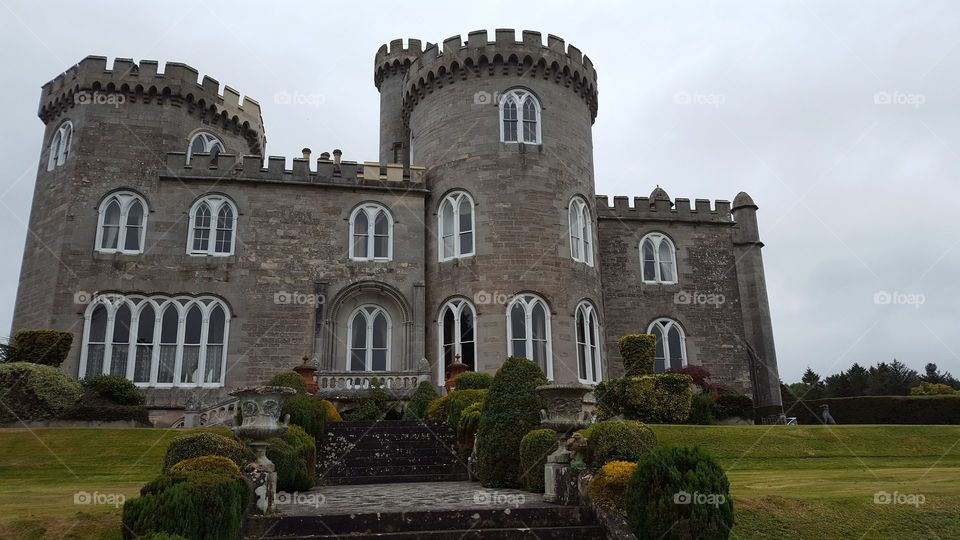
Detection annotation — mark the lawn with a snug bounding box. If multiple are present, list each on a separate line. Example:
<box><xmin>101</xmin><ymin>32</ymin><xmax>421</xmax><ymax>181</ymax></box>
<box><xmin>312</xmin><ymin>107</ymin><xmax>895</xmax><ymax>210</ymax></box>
<box><xmin>0</xmin><ymin>425</ymin><xmax>957</xmax><ymax>539</ymax></box>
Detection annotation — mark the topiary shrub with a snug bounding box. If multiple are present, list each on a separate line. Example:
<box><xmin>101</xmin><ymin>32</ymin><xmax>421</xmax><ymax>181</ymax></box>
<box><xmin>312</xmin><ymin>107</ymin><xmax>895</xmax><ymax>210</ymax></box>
<box><xmin>454</xmin><ymin>371</ymin><xmax>494</xmax><ymax>390</ymax></box>
<box><xmin>713</xmin><ymin>391</ymin><xmax>753</xmax><ymax>420</ymax></box>
<box><xmin>170</xmin><ymin>456</ymin><xmax>241</xmax><ymax>477</ymax></box>
<box><xmin>80</xmin><ymin>374</ymin><xmax>146</xmax><ymax>405</ymax></box>
<box><xmin>5</xmin><ymin>329</ymin><xmax>73</xmax><ymax>366</ymax></box>
<box><xmin>403</xmin><ymin>381</ymin><xmax>439</xmax><ymax>420</ymax></box>
<box><xmin>475</xmin><ymin>357</ymin><xmax>547</xmax><ymax>488</ymax></box>
<box><xmin>587</xmin><ymin>460</ymin><xmax>638</xmax><ymax>515</ymax></box>
<box><xmin>0</xmin><ymin>362</ymin><xmax>82</xmax><ymax>422</ymax></box>
<box><xmin>281</xmin><ymin>394</ymin><xmax>327</xmax><ymax>441</ymax></box>
<box><xmin>625</xmin><ymin>446</ymin><xmax>733</xmax><ymax>540</ymax></box>
<box><xmin>519</xmin><ymin>428</ymin><xmax>558</xmax><ymax>493</ymax></box>
<box><xmin>268</xmin><ymin>371</ymin><xmax>307</xmax><ymax>394</ymax></box>
<box><xmin>448</xmin><ymin>389</ymin><xmax>487</xmax><ymax>432</ymax></box>
<box><xmin>347</xmin><ymin>379</ymin><xmax>394</xmax><ymax>421</ymax></box>
<box><xmin>595</xmin><ymin>373</ymin><xmax>693</xmax><ymax>423</ymax></box>
<box><xmin>618</xmin><ymin>334</ymin><xmax>656</xmax><ymax>377</ymax></box>
<box><xmin>267</xmin><ymin>428</ymin><xmax>315</xmax><ymax>492</ymax></box>
<box><xmin>579</xmin><ymin>420</ymin><xmax>657</xmax><ymax>467</ymax></box>
<box><xmin>121</xmin><ymin>468</ymin><xmax>250</xmax><ymax>540</ymax></box>
<box><xmin>321</xmin><ymin>399</ymin><xmax>342</xmax><ymax>423</ymax></box>
<box><xmin>457</xmin><ymin>401</ymin><xmax>483</xmax><ymax>453</ymax></box>
<box><xmin>686</xmin><ymin>393</ymin><xmax>716</xmax><ymax>425</ymax></box>
<box><xmin>162</xmin><ymin>432</ymin><xmax>253</xmax><ymax>471</ymax></box>
<box><xmin>425</xmin><ymin>395</ymin><xmax>449</xmax><ymax>421</ymax></box>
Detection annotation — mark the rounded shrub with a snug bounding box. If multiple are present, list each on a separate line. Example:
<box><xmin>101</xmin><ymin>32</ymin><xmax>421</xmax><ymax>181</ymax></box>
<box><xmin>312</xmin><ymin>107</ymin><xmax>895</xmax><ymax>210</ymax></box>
<box><xmin>625</xmin><ymin>446</ymin><xmax>733</xmax><ymax>540</ymax></box>
<box><xmin>321</xmin><ymin>399</ymin><xmax>342</xmax><ymax>423</ymax></box>
<box><xmin>475</xmin><ymin>357</ymin><xmax>547</xmax><ymax>488</ymax></box>
<box><xmin>618</xmin><ymin>334</ymin><xmax>656</xmax><ymax>377</ymax></box>
<box><xmin>283</xmin><ymin>424</ymin><xmax>317</xmax><ymax>486</ymax></box>
<box><xmin>454</xmin><ymin>371</ymin><xmax>494</xmax><ymax>390</ymax></box>
<box><xmin>587</xmin><ymin>460</ymin><xmax>638</xmax><ymax>515</ymax></box>
<box><xmin>580</xmin><ymin>420</ymin><xmax>657</xmax><ymax>468</ymax></box>
<box><xmin>0</xmin><ymin>362</ymin><xmax>82</xmax><ymax>422</ymax></box>
<box><xmin>267</xmin><ymin>371</ymin><xmax>307</xmax><ymax>394</ymax></box>
<box><xmin>170</xmin><ymin>455</ymin><xmax>241</xmax><ymax>477</ymax></box>
<box><xmin>281</xmin><ymin>394</ymin><xmax>327</xmax><ymax>441</ymax></box>
<box><xmin>457</xmin><ymin>401</ymin><xmax>483</xmax><ymax>451</ymax></box>
<box><xmin>425</xmin><ymin>395</ymin><xmax>449</xmax><ymax>421</ymax></box>
<box><xmin>519</xmin><ymin>428</ymin><xmax>558</xmax><ymax>493</ymax></box>
<box><xmin>162</xmin><ymin>432</ymin><xmax>253</xmax><ymax>471</ymax></box>
<box><xmin>403</xmin><ymin>381</ymin><xmax>439</xmax><ymax>420</ymax></box>
<box><xmin>448</xmin><ymin>389</ymin><xmax>487</xmax><ymax>432</ymax></box>
<box><xmin>595</xmin><ymin>373</ymin><xmax>693</xmax><ymax>423</ymax></box>
<box><xmin>6</xmin><ymin>329</ymin><xmax>73</xmax><ymax>366</ymax></box>
<box><xmin>80</xmin><ymin>374</ymin><xmax>146</xmax><ymax>405</ymax></box>
<box><xmin>268</xmin><ymin>437</ymin><xmax>312</xmax><ymax>492</ymax></box>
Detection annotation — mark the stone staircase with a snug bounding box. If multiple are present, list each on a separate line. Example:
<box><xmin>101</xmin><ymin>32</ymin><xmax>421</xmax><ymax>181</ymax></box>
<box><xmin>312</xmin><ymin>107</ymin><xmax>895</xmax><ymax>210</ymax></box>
<box><xmin>316</xmin><ymin>420</ymin><xmax>470</xmax><ymax>485</ymax></box>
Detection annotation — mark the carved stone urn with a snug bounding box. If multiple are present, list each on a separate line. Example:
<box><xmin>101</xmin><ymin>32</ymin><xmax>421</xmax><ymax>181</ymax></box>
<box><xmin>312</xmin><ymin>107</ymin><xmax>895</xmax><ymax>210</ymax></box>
<box><xmin>230</xmin><ymin>386</ymin><xmax>295</xmax><ymax>512</ymax></box>
<box><xmin>535</xmin><ymin>383</ymin><xmax>593</xmax><ymax>502</ymax></box>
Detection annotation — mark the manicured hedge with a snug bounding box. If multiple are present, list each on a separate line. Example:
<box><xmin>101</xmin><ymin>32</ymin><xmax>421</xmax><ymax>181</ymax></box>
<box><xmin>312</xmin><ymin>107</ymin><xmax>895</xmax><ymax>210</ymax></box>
<box><xmin>454</xmin><ymin>371</ymin><xmax>494</xmax><ymax>390</ymax></box>
<box><xmin>619</xmin><ymin>334</ymin><xmax>656</xmax><ymax>377</ymax></box>
<box><xmin>426</xmin><ymin>395</ymin><xmax>449</xmax><ymax>421</ymax></box>
<box><xmin>475</xmin><ymin>357</ymin><xmax>547</xmax><ymax>488</ymax></box>
<box><xmin>169</xmin><ymin>456</ymin><xmax>241</xmax><ymax>477</ymax></box>
<box><xmin>580</xmin><ymin>420</ymin><xmax>658</xmax><ymax>467</ymax></box>
<box><xmin>5</xmin><ymin>329</ymin><xmax>73</xmax><ymax>366</ymax></box>
<box><xmin>281</xmin><ymin>395</ymin><xmax>329</xmax><ymax>441</ymax></box>
<box><xmin>784</xmin><ymin>395</ymin><xmax>960</xmax><ymax>424</ymax></box>
<box><xmin>58</xmin><ymin>396</ymin><xmax>150</xmax><ymax>424</ymax></box>
<box><xmin>80</xmin><ymin>374</ymin><xmax>146</xmax><ymax>406</ymax></box>
<box><xmin>519</xmin><ymin>428</ymin><xmax>558</xmax><ymax>493</ymax></box>
<box><xmin>267</xmin><ymin>424</ymin><xmax>316</xmax><ymax>492</ymax></box>
<box><xmin>268</xmin><ymin>371</ymin><xmax>307</xmax><ymax>394</ymax></box>
<box><xmin>0</xmin><ymin>362</ymin><xmax>82</xmax><ymax>422</ymax></box>
<box><xmin>403</xmin><ymin>381</ymin><xmax>438</xmax><ymax>420</ymax></box>
<box><xmin>448</xmin><ymin>389</ymin><xmax>487</xmax><ymax>433</ymax></box>
<box><xmin>162</xmin><ymin>432</ymin><xmax>253</xmax><ymax>471</ymax></box>
<box><xmin>595</xmin><ymin>373</ymin><xmax>693</xmax><ymax>424</ymax></box>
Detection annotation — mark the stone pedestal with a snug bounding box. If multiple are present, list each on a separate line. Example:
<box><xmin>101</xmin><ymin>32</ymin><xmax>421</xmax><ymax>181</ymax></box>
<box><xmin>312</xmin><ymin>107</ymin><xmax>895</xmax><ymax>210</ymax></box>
<box><xmin>230</xmin><ymin>386</ymin><xmax>295</xmax><ymax>513</ymax></box>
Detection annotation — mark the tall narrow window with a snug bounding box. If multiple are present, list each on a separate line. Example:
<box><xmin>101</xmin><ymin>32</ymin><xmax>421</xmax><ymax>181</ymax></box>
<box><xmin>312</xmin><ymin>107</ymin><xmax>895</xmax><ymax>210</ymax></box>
<box><xmin>500</xmin><ymin>89</ymin><xmax>541</xmax><ymax>144</ymax></box>
<box><xmin>349</xmin><ymin>204</ymin><xmax>393</xmax><ymax>261</ymax></box>
<box><xmin>439</xmin><ymin>299</ymin><xmax>477</xmax><ymax>384</ymax></box>
<box><xmin>47</xmin><ymin>121</ymin><xmax>73</xmax><ymax>171</ymax></box>
<box><xmin>109</xmin><ymin>304</ymin><xmax>131</xmax><ymax>377</ymax></box>
<box><xmin>133</xmin><ymin>304</ymin><xmax>155</xmax><ymax>383</ymax></box>
<box><xmin>347</xmin><ymin>306</ymin><xmax>391</xmax><ymax>371</ymax></box>
<box><xmin>568</xmin><ymin>197</ymin><xmax>593</xmax><ymax>266</ymax></box>
<box><xmin>648</xmin><ymin>318</ymin><xmax>687</xmax><ymax>373</ymax></box>
<box><xmin>180</xmin><ymin>306</ymin><xmax>202</xmax><ymax>384</ymax></box>
<box><xmin>84</xmin><ymin>304</ymin><xmax>108</xmax><ymax>378</ymax></box>
<box><xmin>205</xmin><ymin>305</ymin><xmax>226</xmax><ymax>384</ymax></box>
<box><xmin>158</xmin><ymin>306</ymin><xmax>179</xmax><ymax>384</ymax></box>
<box><xmin>640</xmin><ymin>233</ymin><xmax>677</xmax><ymax>284</ymax></box>
<box><xmin>437</xmin><ymin>191</ymin><xmax>475</xmax><ymax>261</ymax></box>
<box><xmin>97</xmin><ymin>192</ymin><xmax>149</xmax><ymax>254</ymax></box>
<box><xmin>186</xmin><ymin>132</ymin><xmax>225</xmax><ymax>164</ymax></box>
<box><xmin>575</xmin><ymin>302</ymin><xmax>602</xmax><ymax>384</ymax></box>
<box><xmin>506</xmin><ymin>293</ymin><xmax>552</xmax><ymax>379</ymax></box>
<box><xmin>188</xmin><ymin>195</ymin><xmax>237</xmax><ymax>256</ymax></box>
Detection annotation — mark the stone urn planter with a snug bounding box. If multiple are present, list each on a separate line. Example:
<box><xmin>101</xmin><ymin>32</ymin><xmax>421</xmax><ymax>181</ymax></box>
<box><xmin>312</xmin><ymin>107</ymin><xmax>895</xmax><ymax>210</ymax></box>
<box><xmin>535</xmin><ymin>383</ymin><xmax>593</xmax><ymax>503</ymax></box>
<box><xmin>230</xmin><ymin>385</ymin><xmax>295</xmax><ymax>513</ymax></box>
<box><xmin>293</xmin><ymin>357</ymin><xmax>319</xmax><ymax>394</ymax></box>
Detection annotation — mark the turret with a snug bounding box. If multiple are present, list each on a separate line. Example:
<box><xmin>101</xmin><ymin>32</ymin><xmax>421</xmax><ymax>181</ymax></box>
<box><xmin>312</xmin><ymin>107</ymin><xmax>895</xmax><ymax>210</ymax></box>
<box><xmin>374</xmin><ymin>39</ymin><xmax>425</xmax><ymax>165</ymax></box>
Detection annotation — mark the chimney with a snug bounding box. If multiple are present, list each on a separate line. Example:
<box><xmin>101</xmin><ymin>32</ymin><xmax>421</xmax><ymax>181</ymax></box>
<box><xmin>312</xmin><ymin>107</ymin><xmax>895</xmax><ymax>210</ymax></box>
<box><xmin>319</xmin><ymin>151</ymin><xmax>331</xmax><ymax>161</ymax></box>
<box><xmin>332</xmin><ymin>149</ymin><xmax>342</xmax><ymax>165</ymax></box>
<box><xmin>301</xmin><ymin>147</ymin><xmax>311</xmax><ymax>160</ymax></box>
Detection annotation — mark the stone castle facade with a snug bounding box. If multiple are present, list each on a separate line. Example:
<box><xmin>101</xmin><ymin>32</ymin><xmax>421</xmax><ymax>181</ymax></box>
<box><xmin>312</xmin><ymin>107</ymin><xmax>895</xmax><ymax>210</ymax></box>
<box><xmin>13</xmin><ymin>29</ymin><xmax>782</xmax><ymax>416</ymax></box>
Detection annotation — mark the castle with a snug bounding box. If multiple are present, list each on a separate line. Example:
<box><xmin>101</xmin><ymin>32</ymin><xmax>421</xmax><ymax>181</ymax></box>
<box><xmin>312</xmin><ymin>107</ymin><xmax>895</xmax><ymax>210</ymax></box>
<box><xmin>13</xmin><ymin>29</ymin><xmax>782</xmax><ymax>419</ymax></box>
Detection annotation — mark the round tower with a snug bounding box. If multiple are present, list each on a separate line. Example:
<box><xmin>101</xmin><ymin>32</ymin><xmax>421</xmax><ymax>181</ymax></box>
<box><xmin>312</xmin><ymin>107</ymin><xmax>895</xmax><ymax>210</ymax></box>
<box><xmin>383</xmin><ymin>29</ymin><xmax>602</xmax><ymax>384</ymax></box>
<box><xmin>375</xmin><ymin>39</ymin><xmax>424</xmax><ymax>165</ymax></box>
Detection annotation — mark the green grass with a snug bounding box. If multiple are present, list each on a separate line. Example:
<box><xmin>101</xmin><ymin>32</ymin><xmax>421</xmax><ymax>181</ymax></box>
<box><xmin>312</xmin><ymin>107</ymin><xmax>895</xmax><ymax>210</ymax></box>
<box><xmin>651</xmin><ymin>425</ymin><xmax>960</xmax><ymax>539</ymax></box>
<box><xmin>0</xmin><ymin>425</ymin><xmax>958</xmax><ymax>539</ymax></box>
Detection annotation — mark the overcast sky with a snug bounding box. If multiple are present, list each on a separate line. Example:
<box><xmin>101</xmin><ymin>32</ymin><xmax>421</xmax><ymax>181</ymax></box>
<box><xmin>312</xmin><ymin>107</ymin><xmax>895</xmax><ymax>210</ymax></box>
<box><xmin>1</xmin><ymin>0</ymin><xmax>957</xmax><ymax>383</ymax></box>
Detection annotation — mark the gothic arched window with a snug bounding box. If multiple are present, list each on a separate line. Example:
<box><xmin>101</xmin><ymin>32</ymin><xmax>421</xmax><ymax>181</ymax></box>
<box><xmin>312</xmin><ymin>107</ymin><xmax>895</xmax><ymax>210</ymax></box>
<box><xmin>96</xmin><ymin>191</ymin><xmax>148</xmax><ymax>254</ymax></box>
<box><xmin>648</xmin><ymin>318</ymin><xmax>687</xmax><ymax>373</ymax></box>
<box><xmin>506</xmin><ymin>293</ymin><xmax>552</xmax><ymax>379</ymax></box>
<box><xmin>350</xmin><ymin>204</ymin><xmax>393</xmax><ymax>261</ymax></box>
<box><xmin>569</xmin><ymin>196</ymin><xmax>594</xmax><ymax>266</ymax></box>
<box><xmin>575</xmin><ymin>301</ymin><xmax>602</xmax><ymax>384</ymax></box>
<box><xmin>500</xmin><ymin>89</ymin><xmax>541</xmax><ymax>144</ymax></box>
<box><xmin>47</xmin><ymin>121</ymin><xmax>73</xmax><ymax>171</ymax></box>
<box><xmin>347</xmin><ymin>305</ymin><xmax>391</xmax><ymax>372</ymax></box>
<box><xmin>640</xmin><ymin>233</ymin><xmax>677</xmax><ymax>284</ymax></box>
<box><xmin>437</xmin><ymin>191</ymin><xmax>475</xmax><ymax>261</ymax></box>
<box><xmin>188</xmin><ymin>195</ymin><xmax>237</xmax><ymax>256</ymax></box>
<box><xmin>186</xmin><ymin>132</ymin><xmax>225</xmax><ymax>164</ymax></box>
<box><xmin>439</xmin><ymin>298</ymin><xmax>477</xmax><ymax>383</ymax></box>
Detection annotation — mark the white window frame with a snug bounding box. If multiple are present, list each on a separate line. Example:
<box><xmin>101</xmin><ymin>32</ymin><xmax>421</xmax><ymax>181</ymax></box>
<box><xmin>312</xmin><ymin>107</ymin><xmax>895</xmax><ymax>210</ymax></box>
<box><xmin>499</xmin><ymin>89</ymin><xmax>542</xmax><ymax>144</ymax></box>
<box><xmin>640</xmin><ymin>232</ymin><xmax>678</xmax><ymax>284</ymax></box>
<box><xmin>505</xmin><ymin>293</ymin><xmax>553</xmax><ymax>380</ymax></box>
<box><xmin>187</xmin><ymin>195</ymin><xmax>238</xmax><ymax>257</ymax></box>
<box><xmin>186</xmin><ymin>132</ymin><xmax>225</xmax><ymax>164</ymax></box>
<box><xmin>437</xmin><ymin>191</ymin><xmax>476</xmax><ymax>262</ymax></box>
<box><xmin>575</xmin><ymin>301</ymin><xmax>602</xmax><ymax>384</ymax></box>
<box><xmin>78</xmin><ymin>293</ymin><xmax>231</xmax><ymax>388</ymax></box>
<box><xmin>437</xmin><ymin>298</ymin><xmax>477</xmax><ymax>385</ymax></box>
<box><xmin>647</xmin><ymin>318</ymin><xmax>688</xmax><ymax>373</ymax></box>
<box><xmin>345</xmin><ymin>305</ymin><xmax>392</xmax><ymax>372</ymax></box>
<box><xmin>349</xmin><ymin>204</ymin><xmax>394</xmax><ymax>261</ymax></box>
<box><xmin>47</xmin><ymin>121</ymin><xmax>73</xmax><ymax>171</ymax></box>
<box><xmin>95</xmin><ymin>191</ymin><xmax>148</xmax><ymax>255</ymax></box>
<box><xmin>569</xmin><ymin>196</ymin><xmax>594</xmax><ymax>266</ymax></box>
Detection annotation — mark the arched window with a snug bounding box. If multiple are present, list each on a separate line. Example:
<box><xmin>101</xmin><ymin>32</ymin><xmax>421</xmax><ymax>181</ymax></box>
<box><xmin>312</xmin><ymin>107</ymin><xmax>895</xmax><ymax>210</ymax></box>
<box><xmin>188</xmin><ymin>195</ymin><xmax>237</xmax><ymax>256</ymax></box>
<box><xmin>349</xmin><ymin>204</ymin><xmax>393</xmax><ymax>261</ymax></box>
<box><xmin>96</xmin><ymin>191</ymin><xmax>148</xmax><ymax>254</ymax></box>
<box><xmin>439</xmin><ymin>298</ymin><xmax>477</xmax><ymax>384</ymax></box>
<box><xmin>575</xmin><ymin>302</ymin><xmax>602</xmax><ymax>384</ymax></box>
<box><xmin>79</xmin><ymin>294</ymin><xmax>231</xmax><ymax>387</ymax></box>
<box><xmin>47</xmin><ymin>121</ymin><xmax>73</xmax><ymax>171</ymax></box>
<box><xmin>186</xmin><ymin>132</ymin><xmax>225</xmax><ymax>164</ymax></box>
<box><xmin>506</xmin><ymin>293</ymin><xmax>552</xmax><ymax>379</ymax></box>
<box><xmin>500</xmin><ymin>89</ymin><xmax>541</xmax><ymax>144</ymax></box>
<box><xmin>437</xmin><ymin>191</ymin><xmax>475</xmax><ymax>261</ymax></box>
<box><xmin>347</xmin><ymin>305</ymin><xmax>391</xmax><ymax>372</ymax></box>
<box><xmin>640</xmin><ymin>233</ymin><xmax>677</xmax><ymax>284</ymax></box>
<box><xmin>569</xmin><ymin>197</ymin><xmax>593</xmax><ymax>266</ymax></box>
<box><xmin>648</xmin><ymin>318</ymin><xmax>687</xmax><ymax>373</ymax></box>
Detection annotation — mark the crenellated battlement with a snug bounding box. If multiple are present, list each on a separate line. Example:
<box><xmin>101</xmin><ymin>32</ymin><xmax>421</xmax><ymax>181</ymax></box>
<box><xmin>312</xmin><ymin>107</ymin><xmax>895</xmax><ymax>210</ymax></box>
<box><xmin>374</xmin><ymin>39</ymin><xmax>433</xmax><ymax>90</ymax></box>
<box><xmin>595</xmin><ymin>195</ymin><xmax>734</xmax><ymax>224</ymax></box>
<box><xmin>161</xmin><ymin>152</ymin><xmax>426</xmax><ymax>190</ymax></box>
<box><xmin>39</xmin><ymin>56</ymin><xmax>266</xmax><ymax>154</ymax></box>
<box><xmin>400</xmin><ymin>29</ymin><xmax>599</xmax><ymax>122</ymax></box>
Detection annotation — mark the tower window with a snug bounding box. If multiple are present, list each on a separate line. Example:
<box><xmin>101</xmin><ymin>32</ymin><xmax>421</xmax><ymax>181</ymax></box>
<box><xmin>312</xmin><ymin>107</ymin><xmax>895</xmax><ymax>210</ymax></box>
<box><xmin>47</xmin><ymin>121</ymin><xmax>73</xmax><ymax>171</ymax></box>
<box><xmin>500</xmin><ymin>89</ymin><xmax>541</xmax><ymax>144</ymax></box>
<box><xmin>569</xmin><ymin>196</ymin><xmax>594</xmax><ymax>266</ymax></box>
<box><xmin>576</xmin><ymin>301</ymin><xmax>602</xmax><ymax>384</ymax></box>
<box><xmin>439</xmin><ymin>298</ymin><xmax>477</xmax><ymax>384</ymax></box>
<box><xmin>506</xmin><ymin>293</ymin><xmax>552</xmax><ymax>379</ymax></box>
<box><xmin>188</xmin><ymin>195</ymin><xmax>237</xmax><ymax>256</ymax></box>
<box><xmin>640</xmin><ymin>233</ymin><xmax>678</xmax><ymax>284</ymax></box>
<box><xmin>186</xmin><ymin>132</ymin><xmax>225</xmax><ymax>164</ymax></box>
<box><xmin>96</xmin><ymin>191</ymin><xmax>148</xmax><ymax>254</ymax></box>
<box><xmin>437</xmin><ymin>191</ymin><xmax>475</xmax><ymax>261</ymax></box>
<box><xmin>648</xmin><ymin>318</ymin><xmax>687</xmax><ymax>373</ymax></box>
<box><xmin>350</xmin><ymin>203</ymin><xmax>393</xmax><ymax>261</ymax></box>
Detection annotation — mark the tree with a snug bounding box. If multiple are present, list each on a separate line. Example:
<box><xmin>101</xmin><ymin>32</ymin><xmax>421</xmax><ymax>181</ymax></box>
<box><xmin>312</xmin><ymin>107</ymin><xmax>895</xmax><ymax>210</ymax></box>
<box><xmin>922</xmin><ymin>363</ymin><xmax>960</xmax><ymax>389</ymax></box>
<box><xmin>798</xmin><ymin>367</ymin><xmax>825</xmax><ymax>399</ymax></box>
<box><xmin>868</xmin><ymin>360</ymin><xmax>919</xmax><ymax>396</ymax></box>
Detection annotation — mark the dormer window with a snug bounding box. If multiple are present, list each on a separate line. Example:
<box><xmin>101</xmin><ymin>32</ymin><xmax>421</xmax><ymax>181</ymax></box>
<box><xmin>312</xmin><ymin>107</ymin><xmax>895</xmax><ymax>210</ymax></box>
<box><xmin>500</xmin><ymin>89</ymin><xmax>541</xmax><ymax>144</ymax></box>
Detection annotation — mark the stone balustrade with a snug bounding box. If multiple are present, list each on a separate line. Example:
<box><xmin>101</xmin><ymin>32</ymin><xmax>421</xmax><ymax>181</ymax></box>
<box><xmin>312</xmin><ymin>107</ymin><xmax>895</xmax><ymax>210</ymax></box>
<box><xmin>316</xmin><ymin>370</ymin><xmax>430</xmax><ymax>399</ymax></box>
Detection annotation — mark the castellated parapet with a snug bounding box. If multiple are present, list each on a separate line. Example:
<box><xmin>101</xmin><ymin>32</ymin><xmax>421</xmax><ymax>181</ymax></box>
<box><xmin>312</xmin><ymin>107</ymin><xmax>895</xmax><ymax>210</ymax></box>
<box><xmin>595</xmin><ymin>195</ymin><xmax>734</xmax><ymax>224</ymax></box>
<box><xmin>39</xmin><ymin>56</ymin><xmax>266</xmax><ymax>155</ymax></box>
<box><xmin>374</xmin><ymin>39</ymin><xmax>432</xmax><ymax>89</ymax></box>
